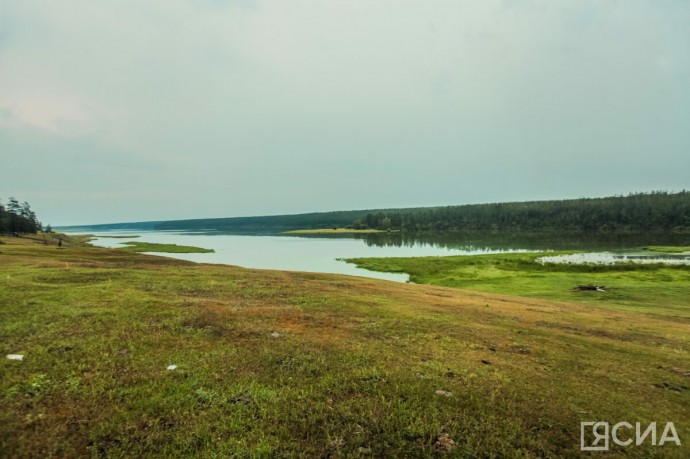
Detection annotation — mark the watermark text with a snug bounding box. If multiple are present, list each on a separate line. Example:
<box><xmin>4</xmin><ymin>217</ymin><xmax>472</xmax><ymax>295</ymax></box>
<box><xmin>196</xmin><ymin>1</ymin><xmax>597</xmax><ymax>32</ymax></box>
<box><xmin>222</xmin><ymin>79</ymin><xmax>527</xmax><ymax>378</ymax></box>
<box><xmin>581</xmin><ymin>421</ymin><xmax>681</xmax><ymax>451</ymax></box>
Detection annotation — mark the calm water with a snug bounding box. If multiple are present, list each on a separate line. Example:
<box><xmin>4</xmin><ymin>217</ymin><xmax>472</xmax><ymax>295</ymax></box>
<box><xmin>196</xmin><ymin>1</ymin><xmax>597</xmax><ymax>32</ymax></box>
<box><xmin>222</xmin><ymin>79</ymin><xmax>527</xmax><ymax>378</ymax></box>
<box><xmin>83</xmin><ymin>231</ymin><xmax>535</xmax><ymax>282</ymax></box>
<box><xmin>78</xmin><ymin>230</ymin><xmax>690</xmax><ymax>282</ymax></box>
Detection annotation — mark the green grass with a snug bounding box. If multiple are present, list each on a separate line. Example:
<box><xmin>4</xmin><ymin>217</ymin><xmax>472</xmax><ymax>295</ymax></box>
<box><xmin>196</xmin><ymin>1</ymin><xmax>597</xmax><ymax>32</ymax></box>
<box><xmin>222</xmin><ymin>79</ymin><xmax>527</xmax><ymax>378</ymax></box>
<box><xmin>346</xmin><ymin>251</ymin><xmax>690</xmax><ymax>313</ymax></box>
<box><xmin>1</xmin><ymin>239</ymin><xmax>689</xmax><ymax>457</ymax></box>
<box><xmin>96</xmin><ymin>235</ymin><xmax>141</xmax><ymax>239</ymax></box>
<box><xmin>645</xmin><ymin>245</ymin><xmax>690</xmax><ymax>254</ymax></box>
<box><xmin>3</xmin><ymin>232</ymin><xmax>95</xmax><ymax>247</ymax></box>
<box><xmin>117</xmin><ymin>241</ymin><xmax>214</xmax><ymax>253</ymax></box>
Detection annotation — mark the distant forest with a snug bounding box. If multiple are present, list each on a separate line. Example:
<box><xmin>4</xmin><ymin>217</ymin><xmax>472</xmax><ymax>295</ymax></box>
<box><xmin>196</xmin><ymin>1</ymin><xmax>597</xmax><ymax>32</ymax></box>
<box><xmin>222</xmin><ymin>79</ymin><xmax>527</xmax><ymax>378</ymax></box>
<box><xmin>60</xmin><ymin>191</ymin><xmax>690</xmax><ymax>234</ymax></box>
<box><xmin>152</xmin><ymin>208</ymin><xmax>426</xmax><ymax>233</ymax></box>
<box><xmin>352</xmin><ymin>191</ymin><xmax>690</xmax><ymax>233</ymax></box>
<box><xmin>0</xmin><ymin>197</ymin><xmax>42</xmax><ymax>234</ymax></box>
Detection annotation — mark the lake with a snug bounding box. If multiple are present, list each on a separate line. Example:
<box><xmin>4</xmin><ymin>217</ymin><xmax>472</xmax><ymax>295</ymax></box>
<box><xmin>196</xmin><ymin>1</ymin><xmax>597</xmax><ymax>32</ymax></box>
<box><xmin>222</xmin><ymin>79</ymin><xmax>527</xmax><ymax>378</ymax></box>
<box><xmin>78</xmin><ymin>230</ymin><xmax>690</xmax><ymax>282</ymax></box>
<box><xmin>82</xmin><ymin>231</ymin><xmax>538</xmax><ymax>282</ymax></box>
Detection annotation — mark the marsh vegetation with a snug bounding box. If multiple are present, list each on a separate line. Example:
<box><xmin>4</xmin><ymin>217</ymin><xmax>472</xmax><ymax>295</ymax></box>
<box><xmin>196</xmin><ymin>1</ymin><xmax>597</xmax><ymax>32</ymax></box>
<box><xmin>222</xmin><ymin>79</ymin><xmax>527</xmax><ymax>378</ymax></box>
<box><xmin>117</xmin><ymin>241</ymin><xmax>214</xmax><ymax>254</ymax></box>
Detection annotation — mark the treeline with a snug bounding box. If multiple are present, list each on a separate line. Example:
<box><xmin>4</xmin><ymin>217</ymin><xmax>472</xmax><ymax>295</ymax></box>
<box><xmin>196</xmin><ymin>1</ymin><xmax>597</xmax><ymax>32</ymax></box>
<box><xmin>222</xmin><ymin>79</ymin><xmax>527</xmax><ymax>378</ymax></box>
<box><xmin>60</xmin><ymin>191</ymin><xmax>690</xmax><ymax>235</ymax></box>
<box><xmin>352</xmin><ymin>191</ymin><xmax>690</xmax><ymax>233</ymax></box>
<box><xmin>0</xmin><ymin>197</ymin><xmax>42</xmax><ymax>234</ymax></box>
<box><xmin>153</xmin><ymin>208</ymin><xmax>425</xmax><ymax>233</ymax></box>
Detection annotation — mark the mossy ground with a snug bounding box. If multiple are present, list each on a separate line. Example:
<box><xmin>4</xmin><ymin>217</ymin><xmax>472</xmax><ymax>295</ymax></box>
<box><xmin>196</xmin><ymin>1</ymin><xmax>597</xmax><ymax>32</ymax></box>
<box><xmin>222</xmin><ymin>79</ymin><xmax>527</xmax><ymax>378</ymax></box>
<box><xmin>645</xmin><ymin>246</ymin><xmax>690</xmax><ymax>254</ymax></box>
<box><xmin>1</xmin><ymin>237</ymin><xmax>688</xmax><ymax>457</ymax></box>
<box><xmin>117</xmin><ymin>241</ymin><xmax>214</xmax><ymax>254</ymax></box>
<box><xmin>346</xmin><ymin>251</ymin><xmax>690</xmax><ymax>314</ymax></box>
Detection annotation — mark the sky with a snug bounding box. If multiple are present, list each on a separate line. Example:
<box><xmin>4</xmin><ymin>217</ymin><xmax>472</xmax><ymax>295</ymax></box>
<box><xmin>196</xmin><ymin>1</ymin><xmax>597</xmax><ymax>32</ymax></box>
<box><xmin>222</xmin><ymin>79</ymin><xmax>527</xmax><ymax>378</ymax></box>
<box><xmin>1</xmin><ymin>1</ymin><xmax>689</xmax><ymax>226</ymax></box>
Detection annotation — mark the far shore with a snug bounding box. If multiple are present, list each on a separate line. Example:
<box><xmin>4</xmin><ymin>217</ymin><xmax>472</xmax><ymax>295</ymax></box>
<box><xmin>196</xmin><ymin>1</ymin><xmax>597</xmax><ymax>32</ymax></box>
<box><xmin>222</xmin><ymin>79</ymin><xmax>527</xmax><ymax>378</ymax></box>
<box><xmin>283</xmin><ymin>228</ymin><xmax>396</xmax><ymax>235</ymax></box>
<box><xmin>94</xmin><ymin>234</ymin><xmax>141</xmax><ymax>239</ymax></box>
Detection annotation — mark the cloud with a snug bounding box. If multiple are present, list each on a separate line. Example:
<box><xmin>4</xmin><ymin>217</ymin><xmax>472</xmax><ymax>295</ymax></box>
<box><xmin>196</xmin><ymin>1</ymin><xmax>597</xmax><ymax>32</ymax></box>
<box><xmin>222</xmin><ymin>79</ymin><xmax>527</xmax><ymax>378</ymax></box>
<box><xmin>1</xmin><ymin>1</ymin><xmax>688</xmax><ymax>224</ymax></box>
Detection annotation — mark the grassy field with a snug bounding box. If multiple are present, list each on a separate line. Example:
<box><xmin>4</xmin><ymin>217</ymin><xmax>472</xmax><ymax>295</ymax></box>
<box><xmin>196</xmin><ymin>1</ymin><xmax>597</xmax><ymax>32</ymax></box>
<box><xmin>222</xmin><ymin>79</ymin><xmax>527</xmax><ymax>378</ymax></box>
<box><xmin>1</xmin><ymin>236</ymin><xmax>689</xmax><ymax>457</ymax></box>
<box><xmin>345</xmin><ymin>252</ymin><xmax>690</xmax><ymax>313</ymax></box>
<box><xmin>117</xmin><ymin>241</ymin><xmax>214</xmax><ymax>254</ymax></box>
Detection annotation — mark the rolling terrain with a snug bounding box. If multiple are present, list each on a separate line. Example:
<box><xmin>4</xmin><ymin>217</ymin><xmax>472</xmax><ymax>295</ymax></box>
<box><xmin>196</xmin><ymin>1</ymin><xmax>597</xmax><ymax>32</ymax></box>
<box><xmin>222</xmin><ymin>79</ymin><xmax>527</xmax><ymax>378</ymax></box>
<box><xmin>1</xmin><ymin>235</ymin><xmax>688</xmax><ymax>456</ymax></box>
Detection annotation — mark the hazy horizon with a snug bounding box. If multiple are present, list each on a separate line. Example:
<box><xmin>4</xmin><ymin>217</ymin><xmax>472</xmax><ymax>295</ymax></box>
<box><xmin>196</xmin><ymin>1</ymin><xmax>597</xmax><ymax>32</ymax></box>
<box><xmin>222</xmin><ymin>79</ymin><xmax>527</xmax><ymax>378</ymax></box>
<box><xmin>51</xmin><ymin>189</ymin><xmax>686</xmax><ymax>228</ymax></box>
<box><xmin>2</xmin><ymin>1</ymin><xmax>689</xmax><ymax>226</ymax></box>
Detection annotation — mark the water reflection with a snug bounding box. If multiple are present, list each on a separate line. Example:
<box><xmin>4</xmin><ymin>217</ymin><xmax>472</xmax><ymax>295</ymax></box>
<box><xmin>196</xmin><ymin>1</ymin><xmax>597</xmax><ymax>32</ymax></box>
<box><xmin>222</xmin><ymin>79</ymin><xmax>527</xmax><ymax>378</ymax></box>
<box><xmin>80</xmin><ymin>230</ymin><xmax>690</xmax><ymax>282</ymax></box>
<box><xmin>291</xmin><ymin>230</ymin><xmax>690</xmax><ymax>252</ymax></box>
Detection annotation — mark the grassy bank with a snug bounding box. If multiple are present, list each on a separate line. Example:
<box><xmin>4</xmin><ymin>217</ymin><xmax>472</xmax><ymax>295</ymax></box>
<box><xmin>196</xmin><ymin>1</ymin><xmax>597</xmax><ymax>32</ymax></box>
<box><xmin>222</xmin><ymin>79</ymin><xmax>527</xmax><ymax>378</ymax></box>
<box><xmin>645</xmin><ymin>246</ymin><xmax>690</xmax><ymax>254</ymax></box>
<box><xmin>117</xmin><ymin>241</ymin><xmax>214</xmax><ymax>253</ymax></box>
<box><xmin>0</xmin><ymin>232</ymin><xmax>94</xmax><ymax>247</ymax></box>
<box><xmin>1</xmin><ymin>238</ymin><xmax>688</xmax><ymax>457</ymax></box>
<box><xmin>345</xmin><ymin>252</ymin><xmax>690</xmax><ymax>313</ymax></box>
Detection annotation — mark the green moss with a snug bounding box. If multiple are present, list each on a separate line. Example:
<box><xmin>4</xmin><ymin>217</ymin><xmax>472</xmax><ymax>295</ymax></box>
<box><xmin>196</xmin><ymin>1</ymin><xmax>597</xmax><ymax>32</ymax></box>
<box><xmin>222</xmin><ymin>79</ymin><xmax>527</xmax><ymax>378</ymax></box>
<box><xmin>118</xmin><ymin>241</ymin><xmax>214</xmax><ymax>253</ymax></box>
<box><xmin>645</xmin><ymin>245</ymin><xmax>690</xmax><ymax>253</ymax></box>
<box><xmin>346</xmin><ymin>251</ymin><xmax>690</xmax><ymax>312</ymax></box>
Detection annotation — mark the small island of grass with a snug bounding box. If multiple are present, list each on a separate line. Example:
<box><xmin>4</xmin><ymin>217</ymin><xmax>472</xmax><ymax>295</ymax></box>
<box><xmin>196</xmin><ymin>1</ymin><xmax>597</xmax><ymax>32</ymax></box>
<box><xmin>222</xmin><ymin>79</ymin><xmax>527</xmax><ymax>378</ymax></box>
<box><xmin>97</xmin><ymin>235</ymin><xmax>141</xmax><ymax>239</ymax></box>
<box><xmin>644</xmin><ymin>245</ymin><xmax>690</xmax><ymax>254</ymax></box>
<box><xmin>118</xmin><ymin>241</ymin><xmax>214</xmax><ymax>253</ymax></box>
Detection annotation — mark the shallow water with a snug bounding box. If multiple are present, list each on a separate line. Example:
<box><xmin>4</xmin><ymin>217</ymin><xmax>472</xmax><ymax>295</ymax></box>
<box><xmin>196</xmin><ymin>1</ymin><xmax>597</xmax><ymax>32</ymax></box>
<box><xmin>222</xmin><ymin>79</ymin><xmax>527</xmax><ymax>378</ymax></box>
<box><xmin>72</xmin><ymin>230</ymin><xmax>690</xmax><ymax>282</ymax></box>
<box><xmin>83</xmin><ymin>231</ymin><xmax>533</xmax><ymax>282</ymax></box>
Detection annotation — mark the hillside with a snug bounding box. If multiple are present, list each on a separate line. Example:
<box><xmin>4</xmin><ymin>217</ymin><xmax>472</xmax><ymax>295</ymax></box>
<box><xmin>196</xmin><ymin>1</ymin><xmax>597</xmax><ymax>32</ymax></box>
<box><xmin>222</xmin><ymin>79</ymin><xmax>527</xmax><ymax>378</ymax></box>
<box><xmin>57</xmin><ymin>191</ymin><xmax>690</xmax><ymax>234</ymax></box>
<box><xmin>153</xmin><ymin>208</ymin><xmax>424</xmax><ymax>233</ymax></box>
<box><xmin>356</xmin><ymin>191</ymin><xmax>690</xmax><ymax>232</ymax></box>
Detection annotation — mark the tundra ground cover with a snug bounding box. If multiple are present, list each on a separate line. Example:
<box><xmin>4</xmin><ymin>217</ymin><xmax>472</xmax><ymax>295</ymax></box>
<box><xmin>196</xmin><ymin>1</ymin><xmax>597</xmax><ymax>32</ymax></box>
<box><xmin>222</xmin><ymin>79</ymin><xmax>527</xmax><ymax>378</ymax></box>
<box><xmin>1</xmin><ymin>237</ymin><xmax>688</xmax><ymax>457</ymax></box>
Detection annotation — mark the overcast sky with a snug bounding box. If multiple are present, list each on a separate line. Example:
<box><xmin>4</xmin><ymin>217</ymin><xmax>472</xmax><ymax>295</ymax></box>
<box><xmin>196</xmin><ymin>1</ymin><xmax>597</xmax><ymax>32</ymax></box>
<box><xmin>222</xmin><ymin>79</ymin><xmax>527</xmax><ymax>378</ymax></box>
<box><xmin>1</xmin><ymin>1</ymin><xmax>688</xmax><ymax>226</ymax></box>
